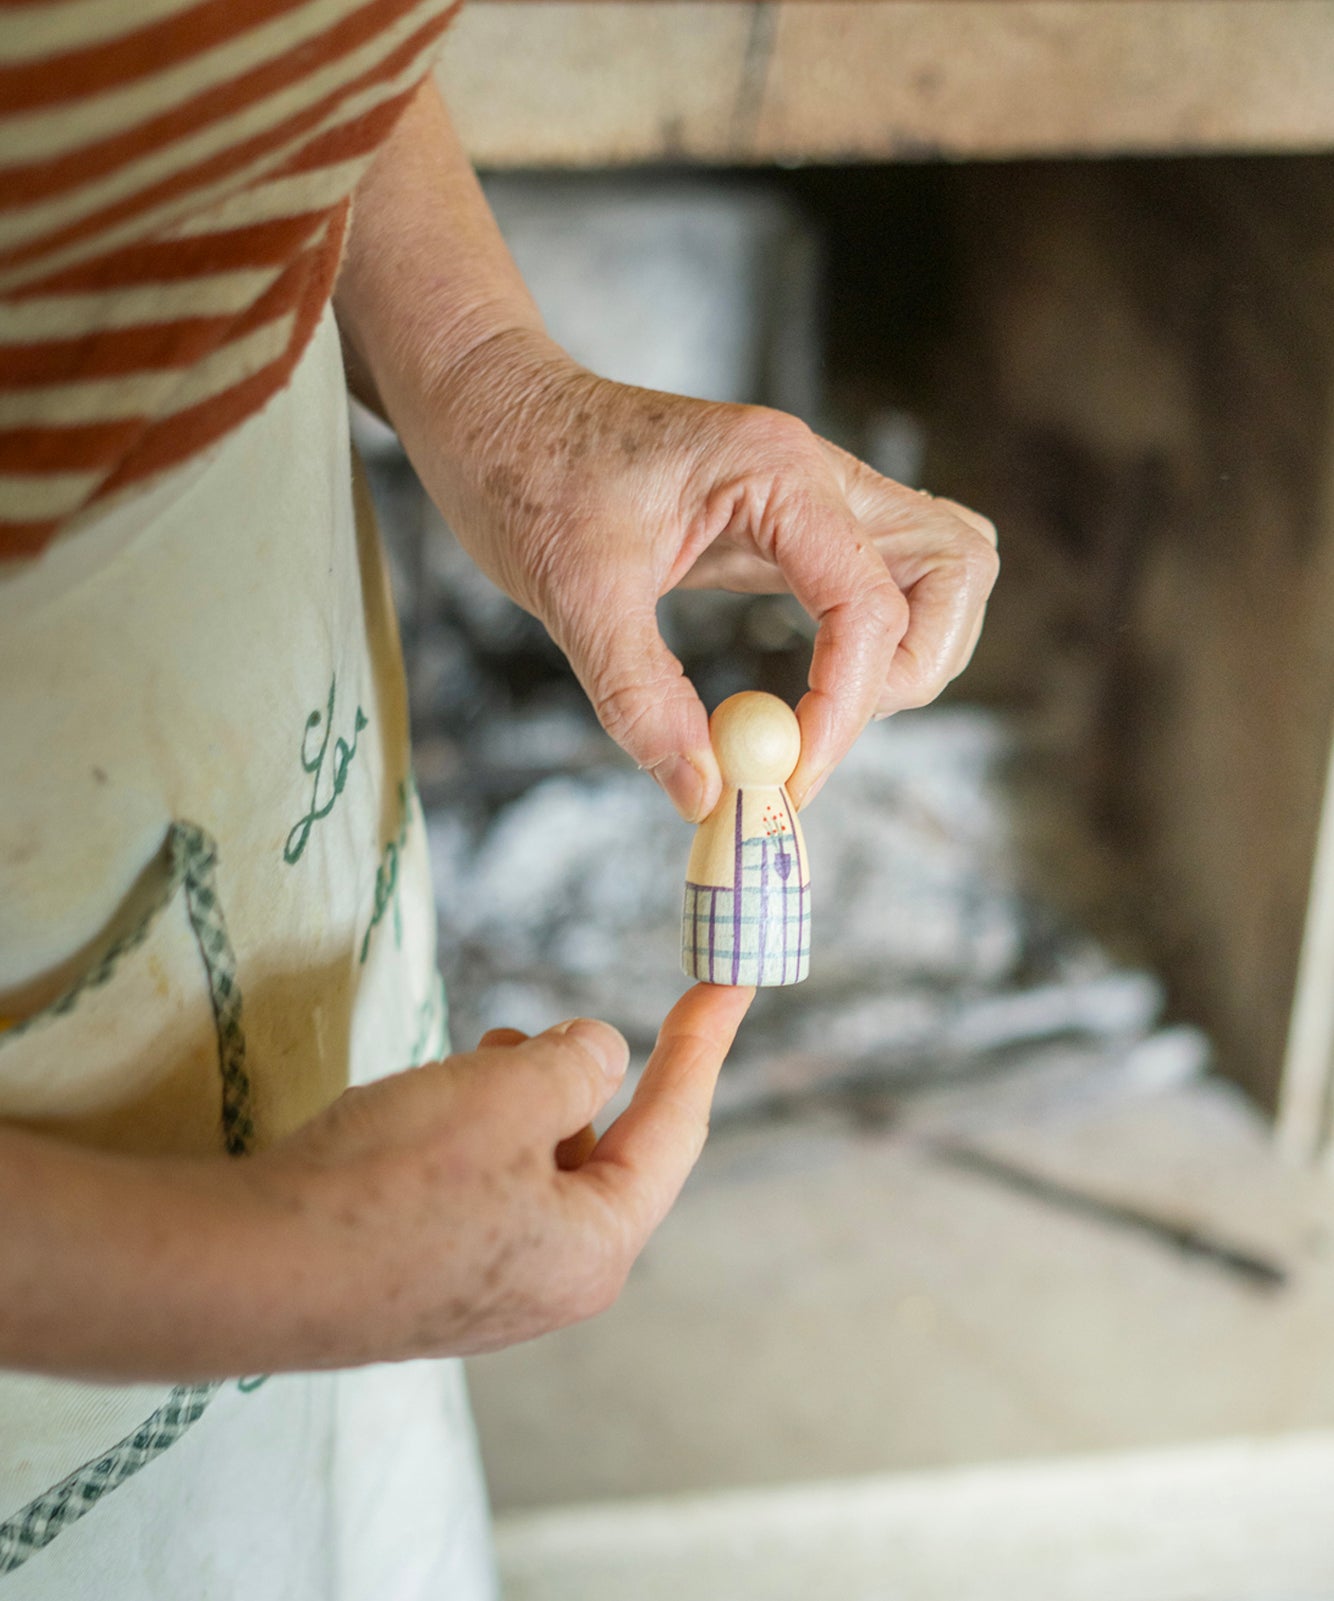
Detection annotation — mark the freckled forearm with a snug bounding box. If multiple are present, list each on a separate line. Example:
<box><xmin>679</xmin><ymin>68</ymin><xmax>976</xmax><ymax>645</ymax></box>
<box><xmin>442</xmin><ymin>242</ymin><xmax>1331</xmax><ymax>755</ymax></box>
<box><xmin>334</xmin><ymin>79</ymin><xmax>546</xmax><ymax>439</ymax></box>
<box><xmin>334</xmin><ymin>77</ymin><xmax>598</xmax><ymax>598</ymax></box>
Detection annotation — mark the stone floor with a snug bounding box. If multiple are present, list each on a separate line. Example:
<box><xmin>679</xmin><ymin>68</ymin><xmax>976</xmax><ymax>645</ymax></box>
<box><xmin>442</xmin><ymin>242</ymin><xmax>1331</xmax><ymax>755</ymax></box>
<box><xmin>466</xmin><ymin>1053</ymin><xmax>1334</xmax><ymax>1513</ymax></box>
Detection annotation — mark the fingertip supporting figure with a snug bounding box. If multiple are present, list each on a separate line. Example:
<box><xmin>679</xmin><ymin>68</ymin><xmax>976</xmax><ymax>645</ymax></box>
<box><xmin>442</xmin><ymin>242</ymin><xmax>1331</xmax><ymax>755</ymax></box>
<box><xmin>681</xmin><ymin>691</ymin><xmax>811</xmax><ymax>987</ymax></box>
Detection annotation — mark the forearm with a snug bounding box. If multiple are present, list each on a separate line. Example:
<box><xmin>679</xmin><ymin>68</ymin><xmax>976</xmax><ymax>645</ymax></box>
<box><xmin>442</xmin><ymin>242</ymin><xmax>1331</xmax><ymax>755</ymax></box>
<box><xmin>335</xmin><ymin>78</ymin><xmax>552</xmax><ymax>438</ymax></box>
<box><xmin>0</xmin><ymin>1125</ymin><xmax>346</xmax><ymax>1383</ymax></box>
<box><xmin>335</xmin><ymin>76</ymin><xmax>600</xmax><ymax>618</ymax></box>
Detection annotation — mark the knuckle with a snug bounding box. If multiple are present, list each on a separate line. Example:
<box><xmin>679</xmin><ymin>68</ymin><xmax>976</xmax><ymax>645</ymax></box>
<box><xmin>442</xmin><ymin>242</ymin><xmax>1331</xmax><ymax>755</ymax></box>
<box><xmin>971</xmin><ymin>513</ymin><xmax>999</xmax><ymax>549</ymax></box>
<box><xmin>567</xmin><ymin>1249</ymin><xmax>631</xmax><ymax>1324</ymax></box>
<box><xmin>593</xmin><ymin>662</ymin><xmax>687</xmax><ymax>754</ymax></box>
<box><xmin>881</xmin><ymin>650</ymin><xmax>936</xmax><ymax>714</ymax></box>
<box><xmin>659</xmin><ymin>1077</ymin><xmax>711</xmax><ymax>1163</ymax></box>
<box><xmin>962</xmin><ymin>529</ymin><xmax>1001</xmax><ymax>587</ymax></box>
<box><xmin>758</xmin><ymin>408</ymin><xmax>819</xmax><ymax>462</ymax></box>
<box><xmin>550</xmin><ymin>1041</ymin><xmax>615</xmax><ymax>1110</ymax></box>
<box><xmin>863</xmin><ymin>574</ymin><xmax>911</xmax><ymax>637</ymax></box>
<box><xmin>930</xmin><ymin>496</ymin><xmax>998</xmax><ymax>549</ymax></box>
<box><xmin>507</xmin><ymin>1051</ymin><xmax>591</xmax><ymax>1127</ymax></box>
<box><xmin>316</xmin><ymin>1080</ymin><xmax>384</xmax><ymax>1144</ymax></box>
<box><xmin>733</xmin><ymin>404</ymin><xmax>817</xmax><ymax>463</ymax></box>
<box><xmin>594</xmin><ymin>672</ymin><xmax>658</xmax><ymax>749</ymax></box>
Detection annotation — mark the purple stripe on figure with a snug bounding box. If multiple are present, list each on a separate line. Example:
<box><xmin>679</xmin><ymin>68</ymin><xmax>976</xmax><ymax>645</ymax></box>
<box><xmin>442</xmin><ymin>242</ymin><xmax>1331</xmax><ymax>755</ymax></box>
<box><xmin>779</xmin><ymin>790</ymin><xmax>806</xmax><ymax>978</ymax></box>
<box><xmin>731</xmin><ymin>791</ymin><xmax>743</xmax><ymax>986</ymax></box>
<box><xmin>757</xmin><ymin>838</ymin><xmax>768</xmax><ymax>983</ymax></box>
<box><xmin>708</xmin><ymin>885</ymin><xmax>719</xmax><ymax>983</ymax></box>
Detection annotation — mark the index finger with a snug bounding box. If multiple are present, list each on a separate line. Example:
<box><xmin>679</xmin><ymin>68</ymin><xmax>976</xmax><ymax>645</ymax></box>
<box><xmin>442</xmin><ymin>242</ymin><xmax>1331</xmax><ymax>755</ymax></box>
<box><xmin>790</xmin><ymin>445</ymin><xmax>997</xmax><ymax>803</ymax></box>
<box><xmin>574</xmin><ymin>983</ymin><xmax>754</xmax><ymax>1240</ymax></box>
<box><xmin>769</xmin><ymin>503</ymin><xmax>910</xmax><ymax>810</ymax></box>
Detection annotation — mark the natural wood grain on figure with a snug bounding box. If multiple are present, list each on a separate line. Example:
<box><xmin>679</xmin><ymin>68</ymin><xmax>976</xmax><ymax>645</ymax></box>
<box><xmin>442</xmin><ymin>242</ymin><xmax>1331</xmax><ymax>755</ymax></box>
<box><xmin>681</xmin><ymin>692</ymin><xmax>810</xmax><ymax>988</ymax></box>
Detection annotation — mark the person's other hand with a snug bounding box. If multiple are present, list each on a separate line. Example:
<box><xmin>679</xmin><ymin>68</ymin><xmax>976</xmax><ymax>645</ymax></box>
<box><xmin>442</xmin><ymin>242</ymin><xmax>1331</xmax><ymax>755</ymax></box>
<box><xmin>421</xmin><ymin>332</ymin><xmax>998</xmax><ymax>819</ymax></box>
<box><xmin>244</xmin><ymin>983</ymin><xmax>753</xmax><ymax>1365</ymax></box>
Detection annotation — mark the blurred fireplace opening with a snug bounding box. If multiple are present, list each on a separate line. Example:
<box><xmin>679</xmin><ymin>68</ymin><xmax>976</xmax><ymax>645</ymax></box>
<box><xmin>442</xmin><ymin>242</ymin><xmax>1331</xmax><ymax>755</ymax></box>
<box><xmin>360</xmin><ymin>152</ymin><xmax>1334</xmax><ymax>1139</ymax></box>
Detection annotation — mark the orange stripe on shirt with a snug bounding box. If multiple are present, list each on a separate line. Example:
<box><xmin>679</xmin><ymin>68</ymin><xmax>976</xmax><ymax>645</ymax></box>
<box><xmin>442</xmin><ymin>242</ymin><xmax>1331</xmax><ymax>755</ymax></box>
<box><xmin>0</xmin><ymin>0</ymin><xmax>322</xmax><ymax>113</ymax></box>
<box><xmin>0</xmin><ymin>0</ymin><xmax>463</xmax><ymax>560</ymax></box>
<box><xmin>1</xmin><ymin>228</ymin><xmax>334</xmax><ymax>384</ymax></box>
<box><xmin>2</xmin><ymin>320</ymin><xmax>238</xmax><ymax>384</ymax></box>
<box><xmin>271</xmin><ymin>83</ymin><xmax>418</xmax><ymax>178</ymax></box>
<box><xmin>0</xmin><ymin>18</ymin><xmax>447</xmax><ymax>270</ymax></box>
<box><xmin>96</xmin><ymin>210</ymin><xmax>344</xmax><ymax>496</ymax></box>
<box><xmin>0</xmin><ymin>0</ymin><xmax>435</xmax><ymax>206</ymax></box>
<box><xmin>0</xmin><ymin>419</ymin><xmax>142</xmax><ymax>476</ymax></box>
<box><xmin>12</xmin><ymin>214</ymin><xmax>334</xmax><ymax>292</ymax></box>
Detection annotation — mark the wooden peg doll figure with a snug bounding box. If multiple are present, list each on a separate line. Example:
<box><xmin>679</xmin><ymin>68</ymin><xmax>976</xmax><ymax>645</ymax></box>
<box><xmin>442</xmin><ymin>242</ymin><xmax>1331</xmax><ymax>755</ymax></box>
<box><xmin>681</xmin><ymin>691</ymin><xmax>810</xmax><ymax>987</ymax></box>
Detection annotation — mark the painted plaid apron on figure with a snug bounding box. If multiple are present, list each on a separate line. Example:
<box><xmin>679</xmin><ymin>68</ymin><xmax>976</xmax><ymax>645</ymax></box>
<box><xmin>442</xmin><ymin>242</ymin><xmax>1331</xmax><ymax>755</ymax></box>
<box><xmin>0</xmin><ymin>310</ymin><xmax>495</xmax><ymax>1600</ymax></box>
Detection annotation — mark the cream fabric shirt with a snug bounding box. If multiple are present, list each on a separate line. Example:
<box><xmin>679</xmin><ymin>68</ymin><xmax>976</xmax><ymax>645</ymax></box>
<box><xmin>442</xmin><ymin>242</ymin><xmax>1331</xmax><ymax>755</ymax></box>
<box><xmin>0</xmin><ymin>310</ymin><xmax>495</xmax><ymax>1598</ymax></box>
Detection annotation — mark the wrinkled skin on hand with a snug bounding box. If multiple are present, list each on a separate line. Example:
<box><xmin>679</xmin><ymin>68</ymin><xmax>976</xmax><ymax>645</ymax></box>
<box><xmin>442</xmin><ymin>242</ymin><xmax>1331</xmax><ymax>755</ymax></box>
<box><xmin>242</xmin><ymin>984</ymin><xmax>753</xmax><ymax>1365</ymax></box>
<box><xmin>417</xmin><ymin>329</ymin><xmax>999</xmax><ymax>820</ymax></box>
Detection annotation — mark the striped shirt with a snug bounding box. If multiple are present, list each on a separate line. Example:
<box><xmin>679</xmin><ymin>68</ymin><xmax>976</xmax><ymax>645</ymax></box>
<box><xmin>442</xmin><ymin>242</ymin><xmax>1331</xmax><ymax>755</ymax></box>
<box><xmin>0</xmin><ymin>0</ymin><xmax>461</xmax><ymax>559</ymax></box>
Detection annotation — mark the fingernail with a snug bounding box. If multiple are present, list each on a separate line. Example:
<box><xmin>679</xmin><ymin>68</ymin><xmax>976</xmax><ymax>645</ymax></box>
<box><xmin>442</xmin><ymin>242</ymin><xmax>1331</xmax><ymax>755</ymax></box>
<box><xmin>650</xmin><ymin>753</ymin><xmax>708</xmax><ymax>823</ymax></box>
<box><xmin>555</xmin><ymin>1018</ymin><xmax>629</xmax><ymax>1082</ymax></box>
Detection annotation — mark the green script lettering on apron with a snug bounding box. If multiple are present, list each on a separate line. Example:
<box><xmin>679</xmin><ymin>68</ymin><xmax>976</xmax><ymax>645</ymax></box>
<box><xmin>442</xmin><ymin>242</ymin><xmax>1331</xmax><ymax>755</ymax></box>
<box><xmin>360</xmin><ymin>779</ymin><xmax>412</xmax><ymax>965</ymax></box>
<box><xmin>283</xmin><ymin>675</ymin><xmax>369</xmax><ymax>866</ymax></box>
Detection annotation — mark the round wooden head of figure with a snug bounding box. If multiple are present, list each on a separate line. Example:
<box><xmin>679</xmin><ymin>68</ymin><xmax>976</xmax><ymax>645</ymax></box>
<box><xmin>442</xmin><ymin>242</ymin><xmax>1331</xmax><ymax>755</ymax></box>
<box><xmin>709</xmin><ymin>692</ymin><xmax>801</xmax><ymax>791</ymax></box>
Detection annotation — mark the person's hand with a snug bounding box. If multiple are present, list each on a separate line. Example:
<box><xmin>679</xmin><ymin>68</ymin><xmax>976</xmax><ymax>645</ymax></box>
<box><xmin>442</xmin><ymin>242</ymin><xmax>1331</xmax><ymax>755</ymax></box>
<box><xmin>243</xmin><ymin>983</ymin><xmax>753</xmax><ymax>1366</ymax></box>
<box><xmin>415</xmin><ymin>330</ymin><xmax>998</xmax><ymax>819</ymax></box>
<box><xmin>334</xmin><ymin>84</ymin><xmax>996</xmax><ymax>819</ymax></box>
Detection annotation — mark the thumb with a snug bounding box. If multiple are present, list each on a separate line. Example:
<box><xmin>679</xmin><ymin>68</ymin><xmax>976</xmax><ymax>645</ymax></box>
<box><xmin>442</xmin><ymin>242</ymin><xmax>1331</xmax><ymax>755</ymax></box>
<box><xmin>567</xmin><ymin>600</ymin><xmax>720</xmax><ymax>822</ymax></box>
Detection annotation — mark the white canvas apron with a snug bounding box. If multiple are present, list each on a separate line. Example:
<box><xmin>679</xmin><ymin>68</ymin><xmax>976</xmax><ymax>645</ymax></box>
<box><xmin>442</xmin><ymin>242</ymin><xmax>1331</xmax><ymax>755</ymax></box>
<box><xmin>0</xmin><ymin>309</ymin><xmax>496</xmax><ymax>1599</ymax></box>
